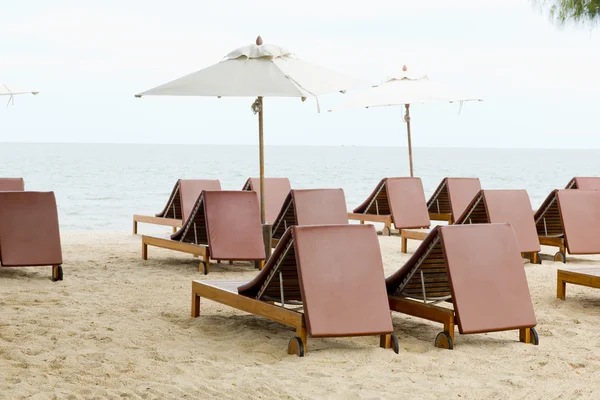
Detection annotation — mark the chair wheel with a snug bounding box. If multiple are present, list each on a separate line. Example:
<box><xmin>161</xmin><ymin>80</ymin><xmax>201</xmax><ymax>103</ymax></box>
<box><xmin>391</xmin><ymin>333</ymin><xmax>399</xmax><ymax>354</ymax></box>
<box><xmin>287</xmin><ymin>337</ymin><xmax>305</xmax><ymax>357</ymax></box>
<box><xmin>554</xmin><ymin>251</ymin><xmax>566</xmax><ymax>263</ymax></box>
<box><xmin>530</xmin><ymin>327</ymin><xmax>539</xmax><ymax>345</ymax></box>
<box><xmin>434</xmin><ymin>331</ymin><xmax>454</xmax><ymax>350</ymax></box>
<box><xmin>52</xmin><ymin>265</ymin><xmax>63</xmax><ymax>282</ymax></box>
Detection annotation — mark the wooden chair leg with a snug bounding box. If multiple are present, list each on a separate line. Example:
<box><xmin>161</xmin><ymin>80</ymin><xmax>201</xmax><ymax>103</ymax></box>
<box><xmin>519</xmin><ymin>328</ymin><xmax>530</xmax><ymax>343</ymax></box>
<box><xmin>380</xmin><ymin>333</ymin><xmax>393</xmax><ymax>349</ymax></box>
<box><xmin>173</xmin><ymin>226</ymin><xmax>177</xmax><ymax>233</ymax></box>
<box><xmin>133</xmin><ymin>220</ymin><xmax>138</xmax><ymax>234</ymax></box>
<box><xmin>444</xmin><ymin>315</ymin><xmax>455</xmax><ymax>343</ymax></box>
<box><xmin>142</xmin><ymin>242</ymin><xmax>148</xmax><ymax>260</ymax></box>
<box><xmin>296</xmin><ymin>327</ymin><xmax>307</xmax><ymax>352</ymax></box>
<box><xmin>191</xmin><ymin>291</ymin><xmax>201</xmax><ymax>317</ymax></box>
<box><xmin>557</xmin><ymin>273</ymin><xmax>566</xmax><ymax>300</ymax></box>
<box><xmin>401</xmin><ymin>237</ymin><xmax>408</xmax><ymax>254</ymax></box>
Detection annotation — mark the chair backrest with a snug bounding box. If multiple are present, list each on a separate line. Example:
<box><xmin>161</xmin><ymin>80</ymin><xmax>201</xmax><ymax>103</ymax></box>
<box><xmin>387</xmin><ymin>224</ymin><xmax>537</xmax><ymax>334</ymax></box>
<box><xmin>440</xmin><ymin>224</ymin><xmax>537</xmax><ymax>334</ymax></box>
<box><xmin>0</xmin><ymin>191</ymin><xmax>62</xmax><ymax>266</ymax></box>
<box><xmin>352</xmin><ymin>178</ymin><xmax>390</xmax><ymax>215</ymax></box>
<box><xmin>0</xmin><ymin>178</ymin><xmax>24</xmax><ymax>191</ymax></box>
<box><xmin>567</xmin><ymin>177</ymin><xmax>600</xmax><ymax>191</ymax></box>
<box><xmin>179</xmin><ymin>179</ymin><xmax>222</xmax><ymax>222</ymax></box>
<box><xmin>458</xmin><ymin>190</ymin><xmax>540</xmax><ymax>253</ymax></box>
<box><xmin>446</xmin><ymin>178</ymin><xmax>482</xmax><ymax>220</ymax></box>
<box><xmin>272</xmin><ymin>189</ymin><xmax>349</xmax><ymax>239</ymax></box>
<box><xmin>173</xmin><ymin>190</ymin><xmax>265</xmax><ymax>261</ymax></box>
<box><xmin>239</xmin><ymin>225</ymin><xmax>393</xmax><ymax>337</ymax></box>
<box><xmin>386</xmin><ymin>178</ymin><xmax>430</xmax><ymax>229</ymax></box>
<box><xmin>427</xmin><ymin>177</ymin><xmax>481</xmax><ymax>221</ymax></box>
<box><xmin>156</xmin><ymin>179</ymin><xmax>221</xmax><ymax>220</ymax></box>
<box><xmin>294</xmin><ymin>189</ymin><xmax>348</xmax><ymax>225</ymax></box>
<box><xmin>557</xmin><ymin>190</ymin><xmax>600</xmax><ymax>254</ymax></box>
<box><xmin>243</xmin><ymin>177</ymin><xmax>291</xmax><ymax>224</ymax></box>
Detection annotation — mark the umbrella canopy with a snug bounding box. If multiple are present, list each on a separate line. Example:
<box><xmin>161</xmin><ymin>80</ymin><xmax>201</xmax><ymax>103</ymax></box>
<box><xmin>1</xmin><ymin>84</ymin><xmax>39</xmax><ymax>106</ymax></box>
<box><xmin>136</xmin><ymin>39</ymin><xmax>367</xmax><ymax>101</ymax></box>
<box><xmin>330</xmin><ymin>66</ymin><xmax>482</xmax><ymax>176</ymax></box>
<box><xmin>0</xmin><ymin>85</ymin><xmax>39</xmax><ymax>96</ymax></box>
<box><xmin>136</xmin><ymin>36</ymin><xmax>369</xmax><ymax>230</ymax></box>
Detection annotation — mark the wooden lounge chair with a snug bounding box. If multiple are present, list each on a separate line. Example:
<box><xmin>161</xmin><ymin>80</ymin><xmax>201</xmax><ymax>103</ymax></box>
<box><xmin>402</xmin><ymin>190</ymin><xmax>542</xmax><ymax>264</ymax></box>
<box><xmin>0</xmin><ymin>191</ymin><xmax>63</xmax><ymax>281</ymax></box>
<box><xmin>387</xmin><ymin>224</ymin><xmax>539</xmax><ymax>349</ymax></box>
<box><xmin>133</xmin><ymin>179</ymin><xmax>221</xmax><ymax>234</ymax></box>
<box><xmin>565</xmin><ymin>177</ymin><xmax>600</xmax><ymax>190</ymax></box>
<box><xmin>242</xmin><ymin>177</ymin><xmax>291</xmax><ymax>224</ymax></box>
<box><xmin>191</xmin><ymin>224</ymin><xmax>399</xmax><ymax>357</ymax></box>
<box><xmin>0</xmin><ymin>178</ymin><xmax>24</xmax><ymax>191</ymax></box>
<box><xmin>535</xmin><ymin>189</ymin><xmax>600</xmax><ymax>263</ymax></box>
<box><xmin>426</xmin><ymin>177</ymin><xmax>482</xmax><ymax>223</ymax></box>
<box><xmin>557</xmin><ymin>267</ymin><xmax>600</xmax><ymax>300</ymax></box>
<box><xmin>141</xmin><ymin>191</ymin><xmax>265</xmax><ymax>274</ymax></box>
<box><xmin>348</xmin><ymin>177</ymin><xmax>430</xmax><ymax>236</ymax></box>
<box><xmin>271</xmin><ymin>188</ymin><xmax>348</xmax><ymax>247</ymax></box>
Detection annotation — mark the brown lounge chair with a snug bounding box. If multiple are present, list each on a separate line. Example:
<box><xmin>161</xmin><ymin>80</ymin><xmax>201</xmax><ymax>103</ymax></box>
<box><xmin>0</xmin><ymin>192</ymin><xmax>63</xmax><ymax>281</ymax></box>
<box><xmin>348</xmin><ymin>177</ymin><xmax>430</xmax><ymax>236</ymax></box>
<box><xmin>565</xmin><ymin>177</ymin><xmax>600</xmax><ymax>190</ymax></box>
<box><xmin>535</xmin><ymin>189</ymin><xmax>600</xmax><ymax>263</ymax></box>
<box><xmin>141</xmin><ymin>191</ymin><xmax>265</xmax><ymax>274</ymax></box>
<box><xmin>242</xmin><ymin>177</ymin><xmax>291</xmax><ymax>224</ymax></box>
<box><xmin>387</xmin><ymin>224</ymin><xmax>539</xmax><ymax>349</ymax></box>
<box><xmin>133</xmin><ymin>179</ymin><xmax>221</xmax><ymax>234</ymax></box>
<box><xmin>426</xmin><ymin>177</ymin><xmax>482</xmax><ymax>223</ymax></box>
<box><xmin>0</xmin><ymin>178</ymin><xmax>24</xmax><ymax>191</ymax></box>
<box><xmin>191</xmin><ymin>224</ymin><xmax>399</xmax><ymax>357</ymax></box>
<box><xmin>402</xmin><ymin>190</ymin><xmax>542</xmax><ymax>264</ymax></box>
<box><xmin>271</xmin><ymin>188</ymin><xmax>348</xmax><ymax>247</ymax></box>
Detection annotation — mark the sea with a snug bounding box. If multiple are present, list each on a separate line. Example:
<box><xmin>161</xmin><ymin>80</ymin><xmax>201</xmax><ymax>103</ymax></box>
<box><xmin>1</xmin><ymin>143</ymin><xmax>599</xmax><ymax>232</ymax></box>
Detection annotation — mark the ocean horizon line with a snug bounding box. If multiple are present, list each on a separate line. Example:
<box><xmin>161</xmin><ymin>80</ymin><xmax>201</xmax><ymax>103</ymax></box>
<box><xmin>1</xmin><ymin>141</ymin><xmax>599</xmax><ymax>152</ymax></box>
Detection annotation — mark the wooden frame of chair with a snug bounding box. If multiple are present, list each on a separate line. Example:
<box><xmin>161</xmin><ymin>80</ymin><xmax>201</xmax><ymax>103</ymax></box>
<box><xmin>388</xmin><ymin>234</ymin><xmax>538</xmax><ymax>349</ymax></box>
<box><xmin>133</xmin><ymin>180</ymin><xmax>183</xmax><ymax>234</ymax></box>
<box><xmin>133</xmin><ymin>215</ymin><xmax>181</xmax><ymax>234</ymax></box>
<box><xmin>534</xmin><ymin>192</ymin><xmax>568</xmax><ymax>263</ymax></box>
<box><xmin>348</xmin><ymin>181</ymin><xmax>395</xmax><ymax>235</ymax></box>
<box><xmin>142</xmin><ymin>235</ymin><xmax>210</xmax><ymax>273</ymax></box>
<box><xmin>557</xmin><ymin>267</ymin><xmax>600</xmax><ymax>300</ymax></box>
<box><xmin>426</xmin><ymin>180</ymin><xmax>454</xmax><ymax>223</ymax></box>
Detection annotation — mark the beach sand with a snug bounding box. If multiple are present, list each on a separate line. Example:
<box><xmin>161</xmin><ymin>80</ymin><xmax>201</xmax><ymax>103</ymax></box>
<box><xmin>1</xmin><ymin>231</ymin><xmax>600</xmax><ymax>399</ymax></box>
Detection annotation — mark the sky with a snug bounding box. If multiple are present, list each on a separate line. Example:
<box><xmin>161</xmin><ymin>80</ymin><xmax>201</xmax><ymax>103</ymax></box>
<box><xmin>1</xmin><ymin>0</ymin><xmax>599</xmax><ymax>148</ymax></box>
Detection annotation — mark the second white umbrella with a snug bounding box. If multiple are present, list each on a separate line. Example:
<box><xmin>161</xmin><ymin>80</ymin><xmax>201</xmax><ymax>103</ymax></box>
<box><xmin>330</xmin><ymin>66</ymin><xmax>482</xmax><ymax>177</ymax></box>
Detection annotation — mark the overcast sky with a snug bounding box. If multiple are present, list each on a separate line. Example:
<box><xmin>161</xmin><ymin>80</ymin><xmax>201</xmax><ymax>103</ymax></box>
<box><xmin>1</xmin><ymin>0</ymin><xmax>598</xmax><ymax>148</ymax></box>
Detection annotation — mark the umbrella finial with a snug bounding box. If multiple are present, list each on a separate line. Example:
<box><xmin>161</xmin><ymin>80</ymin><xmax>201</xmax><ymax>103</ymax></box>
<box><xmin>256</xmin><ymin>36</ymin><xmax>263</xmax><ymax>45</ymax></box>
<box><xmin>402</xmin><ymin>65</ymin><xmax>408</xmax><ymax>72</ymax></box>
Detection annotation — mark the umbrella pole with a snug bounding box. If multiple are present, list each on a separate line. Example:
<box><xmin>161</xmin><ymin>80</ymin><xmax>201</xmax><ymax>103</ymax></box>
<box><xmin>257</xmin><ymin>96</ymin><xmax>272</xmax><ymax>264</ymax></box>
<box><xmin>258</xmin><ymin>96</ymin><xmax>265</xmax><ymax>224</ymax></box>
<box><xmin>404</xmin><ymin>104</ymin><xmax>414</xmax><ymax>177</ymax></box>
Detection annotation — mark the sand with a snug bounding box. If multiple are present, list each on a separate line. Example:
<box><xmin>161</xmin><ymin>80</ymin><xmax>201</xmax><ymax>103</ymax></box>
<box><xmin>1</xmin><ymin>230</ymin><xmax>600</xmax><ymax>399</ymax></box>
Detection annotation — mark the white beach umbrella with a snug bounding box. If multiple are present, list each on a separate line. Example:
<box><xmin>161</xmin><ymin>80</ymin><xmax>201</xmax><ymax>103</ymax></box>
<box><xmin>135</xmin><ymin>36</ymin><xmax>369</xmax><ymax>224</ymax></box>
<box><xmin>330</xmin><ymin>66</ymin><xmax>482</xmax><ymax>177</ymax></box>
<box><xmin>0</xmin><ymin>84</ymin><xmax>39</xmax><ymax>106</ymax></box>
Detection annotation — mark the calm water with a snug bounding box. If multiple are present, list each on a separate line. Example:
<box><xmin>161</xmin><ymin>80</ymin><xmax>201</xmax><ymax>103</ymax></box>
<box><xmin>1</xmin><ymin>143</ymin><xmax>599</xmax><ymax>231</ymax></box>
